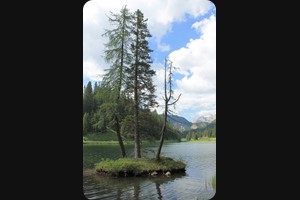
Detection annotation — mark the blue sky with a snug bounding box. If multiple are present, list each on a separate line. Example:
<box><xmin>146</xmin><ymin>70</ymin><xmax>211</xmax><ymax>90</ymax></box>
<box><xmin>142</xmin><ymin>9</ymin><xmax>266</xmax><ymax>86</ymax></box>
<box><xmin>83</xmin><ymin>0</ymin><xmax>216</xmax><ymax>122</ymax></box>
<box><xmin>149</xmin><ymin>9</ymin><xmax>216</xmax><ymax>63</ymax></box>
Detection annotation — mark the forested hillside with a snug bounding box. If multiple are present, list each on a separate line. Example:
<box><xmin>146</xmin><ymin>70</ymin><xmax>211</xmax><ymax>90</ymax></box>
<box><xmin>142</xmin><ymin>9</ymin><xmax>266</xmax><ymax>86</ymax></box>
<box><xmin>83</xmin><ymin>81</ymin><xmax>181</xmax><ymax>141</ymax></box>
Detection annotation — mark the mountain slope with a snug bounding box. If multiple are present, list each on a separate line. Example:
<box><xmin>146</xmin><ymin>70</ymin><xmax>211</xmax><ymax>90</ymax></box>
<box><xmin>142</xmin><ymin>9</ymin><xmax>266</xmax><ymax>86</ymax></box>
<box><xmin>164</xmin><ymin>114</ymin><xmax>192</xmax><ymax>132</ymax></box>
<box><xmin>191</xmin><ymin>121</ymin><xmax>209</xmax><ymax>130</ymax></box>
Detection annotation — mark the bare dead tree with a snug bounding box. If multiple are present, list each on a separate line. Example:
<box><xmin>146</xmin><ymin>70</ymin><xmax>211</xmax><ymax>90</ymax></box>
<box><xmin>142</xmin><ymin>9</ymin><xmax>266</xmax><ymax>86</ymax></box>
<box><xmin>156</xmin><ymin>58</ymin><xmax>181</xmax><ymax>160</ymax></box>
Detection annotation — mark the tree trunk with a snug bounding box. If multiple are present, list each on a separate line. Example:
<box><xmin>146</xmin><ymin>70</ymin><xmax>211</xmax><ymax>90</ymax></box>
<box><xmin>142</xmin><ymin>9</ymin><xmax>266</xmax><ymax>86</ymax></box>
<box><xmin>134</xmin><ymin>15</ymin><xmax>141</xmax><ymax>158</ymax></box>
<box><xmin>134</xmin><ymin>107</ymin><xmax>141</xmax><ymax>158</ymax></box>
<box><xmin>114</xmin><ymin>12</ymin><xmax>127</xmax><ymax>158</ymax></box>
<box><xmin>115</xmin><ymin>115</ymin><xmax>127</xmax><ymax>157</ymax></box>
<box><xmin>156</xmin><ymin>109</ymin><xmax>167</xmax><ymax>159</ymax></box>
<box><xmin>134</xmin><ymin>65</ymin><xmax>141</xmax><ymax>158</ymax></box>
<box><xmin>156</xmin><ymin>59</ymin><xmax>168</xmax><ymax>160</ymax></box>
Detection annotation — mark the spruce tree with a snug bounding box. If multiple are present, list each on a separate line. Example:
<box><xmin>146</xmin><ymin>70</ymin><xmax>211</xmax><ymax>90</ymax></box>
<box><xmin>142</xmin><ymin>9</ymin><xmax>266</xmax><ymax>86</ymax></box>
<box><xmin>83</xmin><ymin>81</ymin><xmax>94</xmax><ymax>114</ymax></box>
<box><xmin>126</xmin><ymin>9</ymin><xmax>157</xmax><ymax>158</ymax></box>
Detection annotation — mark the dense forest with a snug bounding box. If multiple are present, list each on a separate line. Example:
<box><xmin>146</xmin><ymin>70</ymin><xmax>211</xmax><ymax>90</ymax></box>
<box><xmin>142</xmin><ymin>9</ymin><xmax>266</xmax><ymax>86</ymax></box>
<box><xmin>83</xmin><ymin>81</ymin><xmax>181</xmax><ymax>141</ymax></box>
<box><xmin>83</xmin><ymin>79</ymin><xmax>216</xmax><ymax>142</ymax></box>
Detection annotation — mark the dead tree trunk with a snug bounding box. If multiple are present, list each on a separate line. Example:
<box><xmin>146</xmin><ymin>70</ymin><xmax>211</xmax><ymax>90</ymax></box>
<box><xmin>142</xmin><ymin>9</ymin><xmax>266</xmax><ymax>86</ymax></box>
<box><xmin>156</xmin><ymin>58</ymin><xmax>181</xmax><ymax>160</ymax></box>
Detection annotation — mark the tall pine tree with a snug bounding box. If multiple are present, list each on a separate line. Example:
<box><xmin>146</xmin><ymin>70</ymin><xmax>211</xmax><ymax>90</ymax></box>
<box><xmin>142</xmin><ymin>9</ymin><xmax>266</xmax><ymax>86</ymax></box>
<box><xmin>102</xmin><ymin>6</ymin><xmax>133</xmax><ymax>157</ymax></box>
<box><xmin>126</xmin><ymin>9</ymin><xmax>157</xmax><ymax>158</ymax></box>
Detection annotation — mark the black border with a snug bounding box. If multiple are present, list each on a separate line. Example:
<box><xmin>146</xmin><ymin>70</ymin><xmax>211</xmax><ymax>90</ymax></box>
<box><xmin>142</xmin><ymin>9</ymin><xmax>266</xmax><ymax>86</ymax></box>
<box><xmin>2</xmin><ymin>0</ymin><xmax>276</xmax><ymax>199</ymax></box>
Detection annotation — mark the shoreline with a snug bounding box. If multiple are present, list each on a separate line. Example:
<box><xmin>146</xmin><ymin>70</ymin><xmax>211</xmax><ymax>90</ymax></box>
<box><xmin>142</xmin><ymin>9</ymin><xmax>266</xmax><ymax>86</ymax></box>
<box><xmin>83</xmin><ymin>138</ymin><xmax>216</xmax><ymax>145</ymax></box>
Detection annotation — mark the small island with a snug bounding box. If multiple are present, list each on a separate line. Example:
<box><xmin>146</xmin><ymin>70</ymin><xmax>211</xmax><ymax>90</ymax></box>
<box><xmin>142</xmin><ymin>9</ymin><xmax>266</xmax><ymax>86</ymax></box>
<box><xmin>96</xmin><ymin>157</ymin><xmax>186</xmax><ymax>177</ymax></box>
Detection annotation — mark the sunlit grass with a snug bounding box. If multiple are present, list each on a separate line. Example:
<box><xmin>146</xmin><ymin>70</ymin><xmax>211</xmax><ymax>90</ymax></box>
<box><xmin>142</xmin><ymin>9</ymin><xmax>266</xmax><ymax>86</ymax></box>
<box><xmin>95</xmin><ymin>157</ymin><xmax>186</xmax><ymax>176</ymax></box>
<box><xmin>199</xmin><ymin>137</ymin><xmax>216</xmax><ymax>142</ymax></box>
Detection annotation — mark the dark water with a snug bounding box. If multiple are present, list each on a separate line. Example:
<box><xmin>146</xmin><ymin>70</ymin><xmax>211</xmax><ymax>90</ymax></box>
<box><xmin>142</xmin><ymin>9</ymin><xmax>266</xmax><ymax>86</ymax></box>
<box><xmin>83</xmin><ymin>142</ymin><xmax>216</xmax><ymax>200</ymax></box>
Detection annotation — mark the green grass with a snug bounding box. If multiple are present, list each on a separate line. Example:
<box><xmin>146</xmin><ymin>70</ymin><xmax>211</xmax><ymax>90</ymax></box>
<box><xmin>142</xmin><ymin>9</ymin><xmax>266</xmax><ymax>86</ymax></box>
<box><xmin>84</xmin><ymin>130</ymin><xmax>118</xmax><ymax>141</ymax></box>
<box><xmin>83</xmin><ymin>131</ymin><xmax>181</xmax><ymax>145</ymax></box>
<box><xmin>211</xmin><ymin>175</ymin><xmax>216</xmax><ymax>190</ymax></box>
<box><xmin>83</xmin><ymin>140</ymin><xmax>181</xmax><ymax>146</ymax></box>
<box><xmin>198</xmin><ymin>137</ymin><xmax>216</xmax><ymax>142</ymax></box>
<box><xmin>83</xmin><ymin>140</ymin><xmax>122</xmax><ymax>145</ymax></box>
<box><xmin>95</xmin><ymin>157</ymin><xmax>186</xmax><ymax>176</ymax></box>
<box><xmin>182</xmin><ymin>137</ymin><xmax>216</xmax><ymax>142</ymax></box>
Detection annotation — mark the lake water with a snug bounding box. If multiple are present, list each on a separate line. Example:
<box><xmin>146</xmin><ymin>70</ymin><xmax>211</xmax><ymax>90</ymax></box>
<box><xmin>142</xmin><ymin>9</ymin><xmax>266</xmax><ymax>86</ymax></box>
<box><xmin>83</xmin><ymin>142</ymin><xmax>216</xmax><ymax>200</ymax></box>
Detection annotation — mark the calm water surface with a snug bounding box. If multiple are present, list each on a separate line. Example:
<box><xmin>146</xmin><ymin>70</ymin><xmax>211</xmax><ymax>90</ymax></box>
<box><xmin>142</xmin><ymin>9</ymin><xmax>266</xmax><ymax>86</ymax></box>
<box><xmin>83</xmin><ymin>142</ymin><xmax>216</xmax><ymax>200</ymax></box>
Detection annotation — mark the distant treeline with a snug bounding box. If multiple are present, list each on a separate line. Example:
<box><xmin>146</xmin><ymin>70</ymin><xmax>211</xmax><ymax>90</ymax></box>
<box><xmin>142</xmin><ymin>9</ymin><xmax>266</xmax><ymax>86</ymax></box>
<box><xmin>83</xmin><ymin>81</ymin><xmax>181</xmax><ymax>141</ymax></box>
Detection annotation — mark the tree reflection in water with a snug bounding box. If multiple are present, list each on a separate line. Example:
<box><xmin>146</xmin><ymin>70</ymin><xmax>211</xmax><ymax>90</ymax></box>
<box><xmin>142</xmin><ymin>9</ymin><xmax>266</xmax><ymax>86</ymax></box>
<box><xmin>84</xmin><ymin>169</ymin><xmax>186</xmax><ymax>200</ymax></box>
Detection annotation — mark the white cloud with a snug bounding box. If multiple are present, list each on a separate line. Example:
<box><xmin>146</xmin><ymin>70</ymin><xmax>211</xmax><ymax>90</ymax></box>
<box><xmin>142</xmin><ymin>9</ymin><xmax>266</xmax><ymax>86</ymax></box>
<box><xmin>83</xmin><ymin>0</ymin><xmax>213</xmax><ymax>81</ymax></box>
<box><xmin>168</xmin><ymin>14</ymin><xmax>216</xmax><ymax>119</ymax></box>
<box><xmin>157</xmin><ymin>43</ymin><xmax>170</xmax><ymax>52</ymax></box>
<box><xmin>151</xmin><ymin>63</ymin><xmax>166</xmax><ymax>113</ymax></box>
<box><xmin>191</xmin><ymin>16</ymin><xmax>212</xmax><ymax>33</ymax></box>
<box><xmin>83</xmin><ymin>59</ymin><xmax>104</xmax><ymax>81</ymax></box>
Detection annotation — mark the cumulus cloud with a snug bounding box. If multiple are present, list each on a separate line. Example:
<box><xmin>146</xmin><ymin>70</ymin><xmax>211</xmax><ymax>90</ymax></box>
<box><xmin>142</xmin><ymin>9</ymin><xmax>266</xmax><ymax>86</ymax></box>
<box><xmin>83</xmin><ymin>60</ymin><xmax>105</xmax><ymax>81</ymax></box>
<box><xmin>83</xmin><ymin>0</ymin><xmax>213</xmax><ymax>82</ymax></box>
<box><xmin>168</xmin><ymin>14</ymin><xmax>216</xmax><ymax>119</ymax></box>
<box><xmin>83</xmin><ymin>0</ymin><xmax>215</xmax><ymax>120</ymax></box>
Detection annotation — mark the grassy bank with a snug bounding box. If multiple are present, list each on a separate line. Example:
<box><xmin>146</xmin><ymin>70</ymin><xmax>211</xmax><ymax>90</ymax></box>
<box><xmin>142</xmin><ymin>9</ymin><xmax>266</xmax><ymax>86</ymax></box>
<box><xmin>83</xmin><ymin>140</ymin><xmax>181</xmax><ymax>146</ymax></box>
<box><xmin>211</xmin><ymin>175</ymin><xmax>216</xmax><ymax>190</ymax></box>
<box><xmin>181</xmin><ymin>137</ymin><xmax>216</xmax><ymax>142</ymax></box>
<box><xmin>83</xmin><ymin>132</ymin><xmax>180</xmax><ymax>145</ymax></box>
<box><xmin>95</xmin><ymin>157</ymin><xmax>186</xmax><ymax>177</ymax></box>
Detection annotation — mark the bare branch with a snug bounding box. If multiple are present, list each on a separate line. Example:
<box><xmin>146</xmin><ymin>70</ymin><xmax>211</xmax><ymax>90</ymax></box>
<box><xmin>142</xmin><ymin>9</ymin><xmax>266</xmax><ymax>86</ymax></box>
<box><xmin>168</xmin><ymin>93</ymin><xmax>181</xmax><ymax>106</ymax></box>
<box><xmin>167</xmin><ymin>109</ymin><xmax>175</xmax><ymax>115</ymax></box>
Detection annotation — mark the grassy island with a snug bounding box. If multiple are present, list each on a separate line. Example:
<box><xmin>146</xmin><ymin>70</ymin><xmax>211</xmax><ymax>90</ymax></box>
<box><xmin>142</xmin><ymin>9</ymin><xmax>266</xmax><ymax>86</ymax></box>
<box><xmin>96</xmin><ymin>157</ymin><xmax>186</xmax><ymax>177</ymax></box>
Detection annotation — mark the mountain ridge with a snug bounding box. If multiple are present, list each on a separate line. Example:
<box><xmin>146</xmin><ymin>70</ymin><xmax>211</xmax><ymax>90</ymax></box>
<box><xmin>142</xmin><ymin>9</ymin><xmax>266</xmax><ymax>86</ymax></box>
<box><xmin>161</xmin><ymin>114</ymin><xmax>216</xmax><ymax>132</ymax></box>
<box><xmin>192</xmin><ymin>113</ymin><xmax>216</xmax><ymax>123</ymax></box>
<box><xmin>166</xmin><ymin>114</ymin><xmax>192</xmax><ymax>132</ymax></box>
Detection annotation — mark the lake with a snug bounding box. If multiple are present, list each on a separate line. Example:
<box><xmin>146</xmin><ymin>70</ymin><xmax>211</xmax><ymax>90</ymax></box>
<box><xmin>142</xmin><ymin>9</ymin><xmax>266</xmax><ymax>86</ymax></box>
<box><xmin>83</xmin><ymin>142</ymin><xmax>216</xmax><ymax>200</ymax></box>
